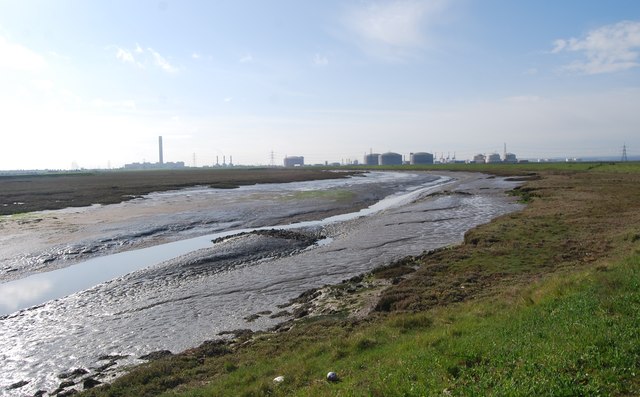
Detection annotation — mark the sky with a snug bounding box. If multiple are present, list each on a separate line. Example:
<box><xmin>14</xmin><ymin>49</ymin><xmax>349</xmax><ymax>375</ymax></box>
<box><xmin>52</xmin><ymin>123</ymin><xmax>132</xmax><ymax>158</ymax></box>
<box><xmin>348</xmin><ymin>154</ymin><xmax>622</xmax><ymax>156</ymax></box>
<box><xmin>1</xmin><ymin>0</ymin><xmax>639</xmax><ymax>169</ymax></box>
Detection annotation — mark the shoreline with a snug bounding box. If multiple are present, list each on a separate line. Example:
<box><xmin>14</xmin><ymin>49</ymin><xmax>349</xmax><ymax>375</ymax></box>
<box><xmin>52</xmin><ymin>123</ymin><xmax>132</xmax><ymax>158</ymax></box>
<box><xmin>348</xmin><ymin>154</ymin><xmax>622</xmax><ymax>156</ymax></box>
<box><xmin>1</xmin><ymin>171</ymin><xmax>524</xmax><ymax>396</ymax></box>
<box><xmin>5</xmin><ymin>164</ymin><xmax>637</xmax><ymax>396</ymax></box>
<box><xmin>0</xmin><ymin>170</ymin><xmax>406</xmax><ymax>284</ymax></box>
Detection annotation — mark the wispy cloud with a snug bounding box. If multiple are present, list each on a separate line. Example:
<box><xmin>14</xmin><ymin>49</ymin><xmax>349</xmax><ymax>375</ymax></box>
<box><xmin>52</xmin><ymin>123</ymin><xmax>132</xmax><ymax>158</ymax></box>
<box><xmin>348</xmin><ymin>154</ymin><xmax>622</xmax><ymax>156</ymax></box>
<box><xmin>113</xmin><ymin>44</ymin><xmax>177</xmax><ymax>73</ymax></box>
<box><xmin>340</xmin><ymin>0</ymin><xmax>450</xmax><ymax>61</ymax></box>
<box><xmin>147</xmin><ymin>47</ymin><xmax>178</xmax><ymax>73</ymax></box>
<box><xmin>552</xmin><ymin>20</ymin><xmax>640</xmax><ymax>74</ymax></box>
<box><xmin>239</xmin><ymin>53</ymin><xmax>253</xmax><ymax>63</ymax></box>
<box><xmin>192</xmin><ymin>52</ymin><xmax>201</xmax><ymax>60</ymax></box>
<box><xmin>0</xmin><ymin>36</ymin><xmax>47</xmax><ymax>71</ymax></box>
<box><xmin>116</xmin><ymin>47</ymin><xmax>141</xmax><ymax>67</ymax></box>
<box><xmin>91</xmin><ymin>98</ymin><xmax>137</xmax><ymax>110</ymax></box>
<box><xmin>313</xmin><ymin>53</ymin><xmax>329</xmax><ymax>66</ymax></box>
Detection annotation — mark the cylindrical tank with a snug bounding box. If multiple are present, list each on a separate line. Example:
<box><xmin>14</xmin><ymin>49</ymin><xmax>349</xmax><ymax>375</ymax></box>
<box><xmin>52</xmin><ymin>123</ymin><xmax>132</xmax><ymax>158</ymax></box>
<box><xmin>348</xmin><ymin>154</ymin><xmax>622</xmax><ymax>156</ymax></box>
<box><xmin>364</xmin><ymin>153</ymin><xmax>380</xmax><ymax>165</ymax></box>
<box><xmin>410</xmin><ymin>152</ymin><xmax>434</xmax><ymax>165</ymax></box>
<box><xmin>283</xmin><ymin>156</ymin><xmax>304</xmax><ymax>167</ymax></box>
<box><xmin>379</xmin><ymin>152</ymin><xmax>403</xmax><ymax>165</ymax></box>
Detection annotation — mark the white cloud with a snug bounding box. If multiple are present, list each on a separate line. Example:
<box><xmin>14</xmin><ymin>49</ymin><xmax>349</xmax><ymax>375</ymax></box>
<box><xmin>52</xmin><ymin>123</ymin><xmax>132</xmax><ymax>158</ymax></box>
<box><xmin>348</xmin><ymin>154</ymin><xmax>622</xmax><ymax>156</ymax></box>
<box><xmin>31</xmin><ymin>79</ymin><xmax>54</xmax><ymax>92</ymax></box>
<box><xmin>192</xmin><ymin>52</ymin><xmax>201</xmax><ymax>59</ymax></box>
<box><xmin>239</xmin><ymin>53</ymin><xmax>253</xmax><ymax>63</ymax></box>
<box><xmin>116</xmin><ymin>47</ymin><xmax>139</xmax><ymax>66</ymax></box>
<box><xmin>224</xmin><ymin>97</ymin><xmax>233</xmax><ymax>102</ymax></box>
<box><xmin>0</xmin><ymin>36</ymin><xmax>47</xmax><ymax>71</ymax></box>
<box><xmin>552</xmin><ymin>20</ymin><xmax>640</xmax><ymax>74</ymax></box>
<box><xmin>341</xmin><ymin>0</ymin><xmax>449</xmax><ymax>61</ymax></box>
<box><xmin>147</xmin><ymin>47</ymin><xmax>178</xmax><ymax>73</ymax></box>
<box><xmin>313</xmin><ymin>53</ymin><xmax>329</xmax><ymax>66</ymax></box>
<box><xmin>113</xmin><ymin>45</ymin><xmax>177</xmax><ymax>72</ymax></box>
<box><xmin>91</xmin><ymin>98</ymin><xmax>137</xmax><ymax>110</ymax></box>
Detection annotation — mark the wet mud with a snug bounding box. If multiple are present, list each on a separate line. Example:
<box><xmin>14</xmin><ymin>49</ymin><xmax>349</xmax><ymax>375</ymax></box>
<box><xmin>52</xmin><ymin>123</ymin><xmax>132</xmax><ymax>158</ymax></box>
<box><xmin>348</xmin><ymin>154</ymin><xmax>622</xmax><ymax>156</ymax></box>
<box><xmin>0</xmin><ymin>171</ymin><xmax>523</xmax><ymax>396</ymax></box>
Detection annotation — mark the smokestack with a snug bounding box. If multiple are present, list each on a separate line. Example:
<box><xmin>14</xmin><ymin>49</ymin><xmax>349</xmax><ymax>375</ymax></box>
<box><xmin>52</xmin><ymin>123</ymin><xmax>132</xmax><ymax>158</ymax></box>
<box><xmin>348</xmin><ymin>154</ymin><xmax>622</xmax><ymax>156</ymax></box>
<box><xmin>158</xmin><ymin>136</ymin><xmax>164</xmax><ymax>164</ymax></box>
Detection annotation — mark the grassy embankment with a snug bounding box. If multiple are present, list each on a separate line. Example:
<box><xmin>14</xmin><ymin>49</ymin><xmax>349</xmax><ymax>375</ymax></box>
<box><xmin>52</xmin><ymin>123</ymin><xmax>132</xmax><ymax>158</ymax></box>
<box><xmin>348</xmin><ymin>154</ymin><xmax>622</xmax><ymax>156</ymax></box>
<box><xmin>80</xmin><ymin>163</ymin><xmax>640</xmax><ymax>396</ymax></box>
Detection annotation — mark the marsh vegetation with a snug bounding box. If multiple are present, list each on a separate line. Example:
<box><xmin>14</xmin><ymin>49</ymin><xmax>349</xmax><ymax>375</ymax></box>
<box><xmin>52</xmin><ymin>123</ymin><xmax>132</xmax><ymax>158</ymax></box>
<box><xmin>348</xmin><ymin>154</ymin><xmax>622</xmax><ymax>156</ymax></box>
<box><xmin>76</xmin><ymin>163</ymin><xmax>640</xmax><ymax>396</ymax></box>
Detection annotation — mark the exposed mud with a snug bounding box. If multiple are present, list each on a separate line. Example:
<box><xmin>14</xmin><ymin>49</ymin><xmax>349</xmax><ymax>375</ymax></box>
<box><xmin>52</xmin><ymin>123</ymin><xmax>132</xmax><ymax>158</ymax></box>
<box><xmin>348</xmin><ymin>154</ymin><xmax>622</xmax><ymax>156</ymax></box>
<box><xmin>0</xmin><ymin>171</ymin><xmax>523</xmax><ymax>396</ymax></box>
<box><xmin>0</xmin><ymin>172</ymin><xmax>395</xmax><ymax>283</ymax></box>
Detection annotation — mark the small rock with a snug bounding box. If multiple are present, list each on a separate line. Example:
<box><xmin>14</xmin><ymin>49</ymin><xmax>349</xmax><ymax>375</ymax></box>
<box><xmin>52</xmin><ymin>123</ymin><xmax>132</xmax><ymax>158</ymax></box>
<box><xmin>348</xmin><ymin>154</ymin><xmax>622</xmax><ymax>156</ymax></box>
<box><xmin>326</xmin><ymin>371</ymin><xmax>339</xmax><ymax>382</ymax></box>
<box><xmin>57</xmin><ymin>389</ymin><xmax>78</xmax><ymax>396</ymax></box>
<box><xmin>83</xmin><ymin>377</ymin><xmax>102</xmax><ymax>389</ymax></box>
<box><xmin>7</xmin><ymin>380</ymin><xmax>29</xmax><ymax>389</ymax></box>
<box><xmin>59</xmin><ymin>380</ymin><xmax>75</xmax><ymax>388</ymax></box>
<box><xmin>243</xmin><ymin>314</ymin><xmax>260</xmax><ymax>322</ymax></box>
<box><xmin>273</xmin><ymin>375</ymin><xmax>285</xmax><ymax>383</ymax></box>
<box><xmin>97</xmin><ymin>354</ymin><xmax>129</xmax><ymax>361</ymax></box>
<box><xmin>33</xmin><ymin>390</ymin><xmax>47</xmax><ymax>396</ymax></box>
<box><xmin>95</xmin><ymin>361</ymin><xmax>117</xmax><ymax>372</ymax></box>
<box><xmin>139</xmin><ymin>350</ymin><xmax>173</xmax><ymax>360</ymax></box>
<box><xmin>58</xmin><ymin>368</ymin><xmax>89</xmax><ymax>379</ymax></box>
<box><xmin>217</xmin><ymin>328</ymin><xmax>254</xmax><ymax>339</ymax></box>
<box><xmin>269</xmin><ymin>310</ymin><xmax>291</xmax><ymax>319</ymax></box>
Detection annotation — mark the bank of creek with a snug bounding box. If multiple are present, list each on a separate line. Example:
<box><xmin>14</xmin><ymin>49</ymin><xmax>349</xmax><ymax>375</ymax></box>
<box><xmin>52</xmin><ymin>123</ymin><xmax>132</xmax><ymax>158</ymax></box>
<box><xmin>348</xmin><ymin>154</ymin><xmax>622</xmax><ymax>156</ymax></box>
<box><xmin>0</xmin><ymin>171</ymin><xmax>522</xmax><ymax>396</ymax></box>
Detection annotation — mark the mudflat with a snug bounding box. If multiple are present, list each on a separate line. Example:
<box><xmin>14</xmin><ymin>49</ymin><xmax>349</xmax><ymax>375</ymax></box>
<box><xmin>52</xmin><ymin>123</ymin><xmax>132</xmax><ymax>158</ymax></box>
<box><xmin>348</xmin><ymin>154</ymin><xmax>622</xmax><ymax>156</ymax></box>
<box><xmin>0</xmin><ymin>168</ymin><xmax>357</xmax><ymax>215</ymax></box>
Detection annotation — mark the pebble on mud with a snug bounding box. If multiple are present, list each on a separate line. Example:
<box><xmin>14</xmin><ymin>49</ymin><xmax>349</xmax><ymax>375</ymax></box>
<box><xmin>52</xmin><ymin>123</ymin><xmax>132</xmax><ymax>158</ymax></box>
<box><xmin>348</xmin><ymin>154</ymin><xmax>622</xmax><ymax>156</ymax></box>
<box><xmin>326</xmin><ymin>372</ymin><xmax>339</xmax><ymax>382</ymax></box>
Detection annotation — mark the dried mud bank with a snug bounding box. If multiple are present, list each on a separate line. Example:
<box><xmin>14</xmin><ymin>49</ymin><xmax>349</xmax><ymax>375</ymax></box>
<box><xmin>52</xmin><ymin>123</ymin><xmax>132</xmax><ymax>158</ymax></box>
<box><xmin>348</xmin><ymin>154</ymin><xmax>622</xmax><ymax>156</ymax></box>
<box><xmin>0</xmin><ymin>172</ymin><xmax>523</xmax><ymax>396</ymax></box>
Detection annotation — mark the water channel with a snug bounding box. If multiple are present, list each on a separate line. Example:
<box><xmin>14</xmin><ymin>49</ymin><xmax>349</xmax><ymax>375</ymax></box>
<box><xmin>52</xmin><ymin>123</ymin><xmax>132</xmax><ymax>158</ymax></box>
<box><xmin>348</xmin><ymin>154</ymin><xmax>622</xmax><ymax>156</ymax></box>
<box><xmin>0</xmin><ymin>171</ymin><xmax>522</xmax><ymax>395</ymax></box>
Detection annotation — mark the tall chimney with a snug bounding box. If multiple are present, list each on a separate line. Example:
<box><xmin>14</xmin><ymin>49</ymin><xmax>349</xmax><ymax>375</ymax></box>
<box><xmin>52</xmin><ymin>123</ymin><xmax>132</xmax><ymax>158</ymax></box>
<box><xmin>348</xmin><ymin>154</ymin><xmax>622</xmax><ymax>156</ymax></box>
<box><xmin>158</xmin><ymin>136</ymin><xmax>164</xmax><ymax>164</ymax></box>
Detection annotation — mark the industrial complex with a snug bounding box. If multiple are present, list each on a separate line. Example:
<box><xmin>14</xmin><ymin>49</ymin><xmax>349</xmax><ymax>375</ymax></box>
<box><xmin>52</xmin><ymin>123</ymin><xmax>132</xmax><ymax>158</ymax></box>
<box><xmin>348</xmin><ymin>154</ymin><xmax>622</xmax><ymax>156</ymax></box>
<box><xmin>116</xmin><ymin>137</ymin><xmax>637</xmax><ymax>171</ymax></box>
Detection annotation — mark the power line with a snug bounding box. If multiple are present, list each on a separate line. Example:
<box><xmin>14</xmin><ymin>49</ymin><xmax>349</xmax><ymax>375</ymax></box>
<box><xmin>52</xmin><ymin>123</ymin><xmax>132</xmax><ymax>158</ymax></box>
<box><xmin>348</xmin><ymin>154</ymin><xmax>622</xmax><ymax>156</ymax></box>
<box><xmin>622</xmin><ymin>144</ymin><xmax>628</xmax><ymax>162</ymax></box>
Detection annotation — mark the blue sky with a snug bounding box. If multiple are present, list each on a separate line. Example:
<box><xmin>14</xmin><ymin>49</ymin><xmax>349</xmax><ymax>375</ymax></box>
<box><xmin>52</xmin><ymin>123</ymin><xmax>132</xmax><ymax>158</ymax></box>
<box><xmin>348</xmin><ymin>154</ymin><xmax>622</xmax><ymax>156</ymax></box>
<box><xmin>1</xmin><ymin>0</ymin><xmax>639</xmax><ymax>169</ymax></box>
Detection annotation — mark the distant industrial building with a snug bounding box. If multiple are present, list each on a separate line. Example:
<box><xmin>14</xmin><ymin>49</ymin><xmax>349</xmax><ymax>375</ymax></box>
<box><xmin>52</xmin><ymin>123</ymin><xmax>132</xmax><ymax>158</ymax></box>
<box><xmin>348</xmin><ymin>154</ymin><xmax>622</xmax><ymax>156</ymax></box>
<box><xmin>364</xmin><ymin>153</ymin><xmax>380</xmax><ymax>165</ymax></box>
<box><xmin>284</xmin><ymin>156</ymin><xmax>304</xmax><ymax>167</ymax></box>
<box><xmin>410</xmin><ymin>152</ymin><xmax>434</xmax><ymax>165</ymax></box>
<box><xmin>472</xmin><ymin>154</ymin><xmax>486</xmax><ymax>163</ymax></box>
<box><xmin>379</xmin><ymin>152</ymin><xmax>403</xmax><ymax>166</ymax></box>
<box><xmin>124</xmin><ymin>161</ymin><xmax>185</xmax><ymax>170</ymax></box>
<box><xmin>123</xmin><ymin>135</ymin><xmax>186</xmax><ymax>169</ymax></box>
<box><xmin>502</xmin><ymin>144</ymin><xmax>517</xmax><ymax>163</ymax></box>
<box><xmin>503</xmin><ymin>153</ymin><xmax>518</xmax><ymax>163</ymax></box>
<box><xmin>485</xmin><ymin>153</ymin><xmax>502</xmax><ymax>163</ymax></box>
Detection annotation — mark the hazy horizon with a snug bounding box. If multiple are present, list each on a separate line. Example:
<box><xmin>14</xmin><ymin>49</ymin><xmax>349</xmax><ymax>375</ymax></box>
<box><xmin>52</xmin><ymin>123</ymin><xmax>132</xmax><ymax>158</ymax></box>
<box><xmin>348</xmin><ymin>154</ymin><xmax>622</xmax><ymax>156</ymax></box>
<box><xmin>1</xmin><ymin>1</ymin><xmax>639</xmax><ymax>170</ymax></box>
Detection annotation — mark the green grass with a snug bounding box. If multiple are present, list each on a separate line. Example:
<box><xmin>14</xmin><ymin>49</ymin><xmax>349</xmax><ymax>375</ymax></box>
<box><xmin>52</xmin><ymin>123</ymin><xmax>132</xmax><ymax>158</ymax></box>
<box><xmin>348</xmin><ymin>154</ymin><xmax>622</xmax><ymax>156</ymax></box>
<box><xmin>80</xmin><ymin>164</ymin><xmax>640</xmax><ymax>397</ymax></box>
<box><xmin>143</xmin><ymin>253</ymin><xmax>640</xmax><ymax>397</ymax></box>
<box><xmin>344</xmin><ymin>161</ymin><xmax>640</xmax><ymax>176</ymax></box>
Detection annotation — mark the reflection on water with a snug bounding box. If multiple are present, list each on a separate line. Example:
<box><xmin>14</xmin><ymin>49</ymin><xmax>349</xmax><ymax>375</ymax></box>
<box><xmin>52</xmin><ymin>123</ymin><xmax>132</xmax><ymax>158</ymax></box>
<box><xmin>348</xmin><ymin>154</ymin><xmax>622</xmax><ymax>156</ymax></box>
<box><xmin>0</xmin><ymin>279</ymin><xmax>52</xmax><ymax>313</ymax></box>
<box><xmin>0</xmin><ymin>173</ymin><xmax>448</xmax><ymax>317</ymax></box>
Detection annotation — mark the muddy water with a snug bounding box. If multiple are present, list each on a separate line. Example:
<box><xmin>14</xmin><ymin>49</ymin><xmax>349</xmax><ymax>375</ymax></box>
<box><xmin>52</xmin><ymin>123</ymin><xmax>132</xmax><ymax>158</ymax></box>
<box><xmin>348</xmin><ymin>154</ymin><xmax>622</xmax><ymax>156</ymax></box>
<box><xmin>0</xmin><ymin>172</ymin><xmax>522</xmax><ymax>395</ymax></box>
